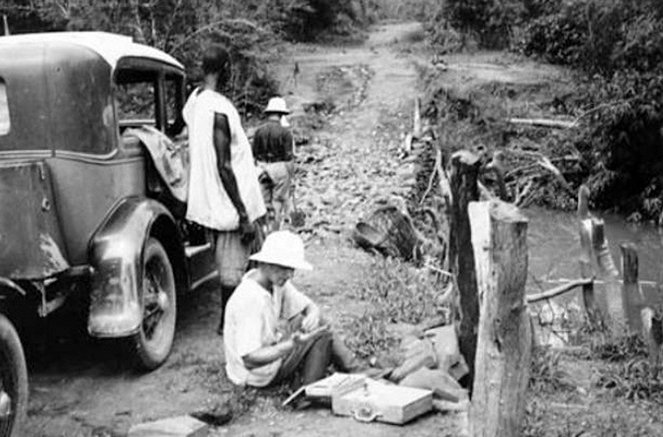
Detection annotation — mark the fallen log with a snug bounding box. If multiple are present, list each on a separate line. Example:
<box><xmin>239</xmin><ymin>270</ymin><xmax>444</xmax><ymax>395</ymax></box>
<box><xmin>507</xmin><ymin>117</ymin><xmax>576</xmax><ymax>129</ymax></box>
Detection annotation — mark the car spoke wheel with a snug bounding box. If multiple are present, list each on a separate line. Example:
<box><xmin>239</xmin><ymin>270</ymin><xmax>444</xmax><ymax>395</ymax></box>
<box><xmin>130</xmin><ymin>238</ymin><xmax>177</xmax><ymax>370</ymax></box>
<box><xmin>0</xmin><ymin>314</ymin><xmax>27</xmax><ymax>437</ymax></box>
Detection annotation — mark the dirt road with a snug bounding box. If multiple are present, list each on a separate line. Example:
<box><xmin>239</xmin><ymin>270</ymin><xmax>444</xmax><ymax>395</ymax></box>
<box><xmin>24</xmin><ymin>22</ymin><xmax>465</xmax><ymax>437</ymax></box>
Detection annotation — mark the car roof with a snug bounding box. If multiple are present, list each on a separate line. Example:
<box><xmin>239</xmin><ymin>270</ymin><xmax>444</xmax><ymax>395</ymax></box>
<box><xmin>0</xmin><ymin>31</ymin><xmax>184</xmax><ymax>71</ymax></box>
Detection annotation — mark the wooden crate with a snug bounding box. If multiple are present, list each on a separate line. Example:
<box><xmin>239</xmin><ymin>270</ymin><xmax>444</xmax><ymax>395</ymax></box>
<box><xmin>332</xmin><ymin>379</ymin><xmax>433</xmax><ymax>425</ymax></box>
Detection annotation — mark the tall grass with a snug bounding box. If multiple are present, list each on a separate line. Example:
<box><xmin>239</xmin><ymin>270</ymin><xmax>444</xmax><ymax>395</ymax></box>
<box><xmin>344</xmin><ymin>257</ymin><xmax>451</xmax><ymax>359</ymax></box>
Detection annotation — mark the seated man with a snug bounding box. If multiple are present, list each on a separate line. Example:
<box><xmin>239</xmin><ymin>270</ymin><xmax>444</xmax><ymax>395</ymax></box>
<box><xmin>223</xmin><ymin>230</ymin><xmax>359</xmax><ymax>388</ymax></box>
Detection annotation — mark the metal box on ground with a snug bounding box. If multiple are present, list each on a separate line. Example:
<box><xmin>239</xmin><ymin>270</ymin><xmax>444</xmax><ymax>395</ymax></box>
<box><xmin>332</xmin><ymin>379</ymin><xmax>433</xmax><ymax>425</ymax></box>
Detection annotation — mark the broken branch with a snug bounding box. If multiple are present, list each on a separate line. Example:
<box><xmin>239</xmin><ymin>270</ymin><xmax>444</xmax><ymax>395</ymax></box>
<box><xmin>526</xmin><ymin>278</ymin><xmax>594</xmax><ymax>303</ymax></box>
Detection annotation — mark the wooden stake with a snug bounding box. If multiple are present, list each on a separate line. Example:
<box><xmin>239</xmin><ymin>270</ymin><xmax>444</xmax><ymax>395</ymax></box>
<box><xmin>620</xmin><ymin>243</ymin><xmax>643</xmax><ymax>332</ymax></box>
<box><xmin>468</xmin><ymin>200</ymin><xmax>531</xmax><ymax>437</ymax></box>
<box><xmin>641</xmin><ymin>307</ymin><xmax>662</xmax><ymax>377</ymax></box>
<box><xmin>449</xmin><ymin>150</ymin><xmax>481</xmax><ymax>386</ymax></box>
<box><xmin>592</xmin><ymin>218</ymin><xmax>626</xmax><ymax>329</ymax></box>
<box><xmin>577</xmin><ymin>186</ymin><xmax>608</xmax><ymax>330</ymax></box>
<box><xmin>413</xmin><ymin>97</ymin><xmax>422</xmax><ymax>139</ymax></box>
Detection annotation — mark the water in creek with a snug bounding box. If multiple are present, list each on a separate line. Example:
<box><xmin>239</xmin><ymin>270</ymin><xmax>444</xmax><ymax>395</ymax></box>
<box><xmin>525</xmin><ymin>207</ymin><xmax>663</xmax><ymax>344</ymax></box>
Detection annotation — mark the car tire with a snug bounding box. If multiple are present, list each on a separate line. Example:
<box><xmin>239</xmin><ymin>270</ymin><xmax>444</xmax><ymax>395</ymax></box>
<box><xmin>0</xmin><ymin>314</ymin><xmax>27</xmax><ymax>437</ymax></box>
<box><xmin>129</xmin><ymin>237</ymin><xmax>177</xmax><ymax>370</ymax></box>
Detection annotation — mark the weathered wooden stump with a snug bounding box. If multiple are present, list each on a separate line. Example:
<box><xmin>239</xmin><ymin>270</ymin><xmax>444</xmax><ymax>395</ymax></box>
<box><xmin>577</xmin><ymin>185</ymin><xmax>626</xmax><ymax>330</ymax></box>
<box><xmin>449</xmin><ymin>150</ymin><xmax>481</xmax><ymax>385</ymax></box>
<box><xmin>620</xmin><ymin>243</ymin><xmax>644</xmax><ymax>331</ymax></box>
<box><xmin>468</xmin><ymin>200</ymin><xmax>531</xmax><ymax>437</ymax></box>
<box><xmin>621</xmin><ymin>243</ymin><xmax>663</xmax><ymax>375</ymax></box>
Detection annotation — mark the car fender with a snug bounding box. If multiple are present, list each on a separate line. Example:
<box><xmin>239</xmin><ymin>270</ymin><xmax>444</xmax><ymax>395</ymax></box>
<box><xmin>87</xmin><ymin>196</ymin><xmax>186</xmax><ymax>338</ymax></box>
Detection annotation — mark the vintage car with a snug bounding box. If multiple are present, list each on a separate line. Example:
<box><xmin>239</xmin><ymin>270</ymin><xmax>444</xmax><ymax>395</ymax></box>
<box><xmin>0</xmin><ymin>32</ymin><xmax>218</xmax><ymax>435</ymax></box>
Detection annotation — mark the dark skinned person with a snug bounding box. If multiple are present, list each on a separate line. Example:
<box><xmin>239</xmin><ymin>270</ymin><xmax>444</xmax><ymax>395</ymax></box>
<box><xmin>183</xmin><ymin>45</ymin><xmax>266</xmax><ymax>334</ymax></box>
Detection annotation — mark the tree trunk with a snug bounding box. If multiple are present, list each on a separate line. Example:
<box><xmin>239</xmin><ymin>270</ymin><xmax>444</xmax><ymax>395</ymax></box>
<box><xmin>468</xmin><ymin>200</ymin><xmax>531</xmax><ymax>437</ymax></box>
<box><xmin>449</xmin><ymin>150</ymin><xmax>481</xmax><ymax>386</ymax></box>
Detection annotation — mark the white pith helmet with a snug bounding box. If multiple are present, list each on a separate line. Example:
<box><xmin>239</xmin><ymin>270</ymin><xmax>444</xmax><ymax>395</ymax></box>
<box><xmin>249</xmin><ymin>230</ymin><xmax>312</xmax><ymax>270</ymax></box>
<box><xmin>264</xmin><ymin>97</ymin><xmax>290</xmax><ymax>115</ymax></box>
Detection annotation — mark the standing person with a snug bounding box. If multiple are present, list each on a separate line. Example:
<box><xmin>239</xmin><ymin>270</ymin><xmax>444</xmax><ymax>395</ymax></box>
<box><xmin>252</xmin><ymin>97</ymin><xmax>295</xmax><ymax>231</ymax></box>
<box><xmin>183</xmin><ymin>44</ymin><xmax>266</xmax><ymax>334</ymax></box>
<box><xmin>223</xmin><ymin>231</ymin><xmax>363</xmax><ymax>389</ymax></box>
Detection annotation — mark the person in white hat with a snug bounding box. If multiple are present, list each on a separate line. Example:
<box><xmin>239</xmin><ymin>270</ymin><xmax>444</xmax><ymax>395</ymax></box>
<box><xmin>223</xmin><ymin>231</ymin><xmax>360</xmax><ymax>389</ymax></box>
<box><xmin>252</xmin><ymin>96</ymin><xmax>295</xmax><ymax>232</ymax></box>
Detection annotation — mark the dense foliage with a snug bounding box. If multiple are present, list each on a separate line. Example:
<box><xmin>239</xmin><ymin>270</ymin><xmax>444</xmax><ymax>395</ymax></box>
<box><xmin>518</xmin><ymin>0</ymin><xmax>663</xmax><ymax>220</ymax></box>
<box><xmin>429</xmin><ymin>0</ymin><xmax>663</xmax><ymax>221</ymax></box>
<box><xmin>0</xmin><ymin>0</ymin><xmax>369</xmax><ymax>117</ymax></box>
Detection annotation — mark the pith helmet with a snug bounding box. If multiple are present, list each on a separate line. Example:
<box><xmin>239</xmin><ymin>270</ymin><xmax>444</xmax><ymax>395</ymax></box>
<box><xmin>249</xmin><ymin>230</ymin><xmax>312</xmax><ymax>270</ymax></box>
<box><xmin>264</xmin><ymin>97</ymin><xmax>290</xmax><ymax>115</ymax></box>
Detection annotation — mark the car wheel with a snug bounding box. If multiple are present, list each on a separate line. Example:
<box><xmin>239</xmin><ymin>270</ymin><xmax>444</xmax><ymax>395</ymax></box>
<box><xmin>130</xmin><ymin>237</ymin><xmax>177</xmax><ymax>370</ymax></box>
<box><xmin>0</xmin><ymin>314</ymin><xmax>27</xmax><ymax>437</ymax></box>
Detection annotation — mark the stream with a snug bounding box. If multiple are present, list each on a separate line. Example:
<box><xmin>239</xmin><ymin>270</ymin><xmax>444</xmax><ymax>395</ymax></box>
<box><xmin>526</xmin><ymin>206</ymin><xmax>663</xmax><ymax>335</ymax></box>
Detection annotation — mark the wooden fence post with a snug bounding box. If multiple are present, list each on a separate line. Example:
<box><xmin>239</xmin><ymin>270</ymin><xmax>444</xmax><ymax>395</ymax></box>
<box><xmin>449</xmin><ymin>150</ymin><xmax>481</xmax><ymax>386</ymax></box>
<box><xmin>468</xmin><ymin>200</ymin><xmax>531</xmax><ymax>437</ymax></box>
<box><xmin>621</xmin><ymin>243</ymin><xmax>663</xmax><ymax>375</ymax></box>
<box><xmin>578</xmin><ymin>218</ymin><xmax>606</xmax><ymax>329</ymax></box>
<box><xmin>577</xmin><ymin>218</ymin><xmax>604</xmax><ymax>329</ymax></box>
<box><xmin>620</xmin><ymin>243</ymin><xmax>643</xmax><ymax>332</ymax></box>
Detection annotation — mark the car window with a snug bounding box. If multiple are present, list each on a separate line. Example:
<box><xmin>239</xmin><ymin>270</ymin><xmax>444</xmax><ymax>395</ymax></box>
<box><xmin>164</xmin><ymin>74</ymin><xmax>184</xmax><ymax>136</ymax></box>
<box><xmin>0</xmin><ymin>78</ymin><xmax>9</xmax><ymax>136</ymax></box>
<box><xmin>116</xmin><ymin>81</ymin><xmax>156</xmax><ymax>127</ymax></box>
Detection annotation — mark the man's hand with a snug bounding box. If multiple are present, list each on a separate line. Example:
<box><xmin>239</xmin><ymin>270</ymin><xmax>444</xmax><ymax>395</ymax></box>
<box><xmin>301</xmin><ymin>311</ymin><xmax>320</xmax><ymax>333</ymax></box>
<box><xmin>292</xmin><ymin>325</ymin><xmax>329</xmax><ymax>345</ymax></box>
<box><xmin>239</xmin><ymin>217</ymin><xmax>257</xmax><ymax>245</ymax></box>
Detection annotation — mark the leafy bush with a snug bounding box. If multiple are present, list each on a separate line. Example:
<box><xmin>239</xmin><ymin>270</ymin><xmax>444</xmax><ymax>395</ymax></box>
<box><xmin>428</xmin><ymin>0</ymin><xmax>663</xmax><ymax>220</ymax></box>
<box><xmin>365</xmin><ymin>0</ymin><xmax>441</xmax><ymax>22</ymax></box>
<box><xmin>434</xmin><ymin>0</ymin><xmax>527</xmax><ymax>49</ymax></box>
